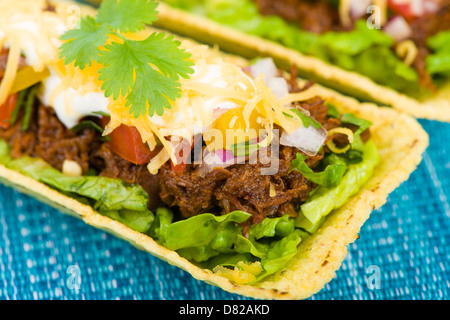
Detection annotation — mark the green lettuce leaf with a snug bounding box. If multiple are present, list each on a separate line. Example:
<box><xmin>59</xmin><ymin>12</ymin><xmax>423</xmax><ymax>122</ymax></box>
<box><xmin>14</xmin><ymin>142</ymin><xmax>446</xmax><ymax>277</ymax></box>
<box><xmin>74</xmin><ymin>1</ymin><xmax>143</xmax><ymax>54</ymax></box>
<box><xmin>148</xmin><ymin>207</ymin><xmax>174</xmax><ymax>242</ymax></box>
<box><xmin>0</xmin><ymin>143</ymin><xmax>154</xmax><ymax>233</ymax></box>
<box><xmin>296</xmin><ymin>139</ymin><xmax>379</xmax><ymax>231</ymax></box>
<box><xmin>249</xmin><ymin>214</ymin><xmax>295</xmax><ymax>239</ymax></box>
<box><xmin>101</xmin><ymin>209</ymin><xmax>154</xmax><ymax>233</ymax></box>
<box><xmin>290</xmin><ymin>152</ymin><xmax>348</xmax><ymax>188</ymax></box>
<box><xmin>0</xmin><ymin>139</ymin><xmax>12</xmax><ymax>165</ymax></box>
<box><xmin>162</xmin><ymin>211</ymin><xmax>251</xmax><ymax>251</ymax></box>
<box><xmin>426</xmin><ymin>31</ymin><xmax>450</xmax><ymax>76</ymax></box>
<box><xmin>317</xmin><ymin>20</ymin><xmax>393</xmax><ymax>56</ymax></box>
<box><xmin>153</xmin><ymin>209</ymin><xmax>302</xmax><ymax>282</ymax></box>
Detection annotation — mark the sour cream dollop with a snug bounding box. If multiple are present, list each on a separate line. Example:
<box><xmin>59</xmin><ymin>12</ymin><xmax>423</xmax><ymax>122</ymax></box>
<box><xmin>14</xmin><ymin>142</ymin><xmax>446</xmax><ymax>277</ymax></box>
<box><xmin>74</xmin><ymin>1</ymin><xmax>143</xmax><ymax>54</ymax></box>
<box><xmin>39</xmin><ymin>67</ymin><xmax>110</xmax><ymax>129</ymax></box>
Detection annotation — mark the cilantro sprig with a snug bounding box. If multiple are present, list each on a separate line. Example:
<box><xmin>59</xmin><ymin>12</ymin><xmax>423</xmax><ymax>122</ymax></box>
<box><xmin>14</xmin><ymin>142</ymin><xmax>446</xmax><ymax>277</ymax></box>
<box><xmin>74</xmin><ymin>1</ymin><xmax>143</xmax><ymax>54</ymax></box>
<box><xmin>59</xmin><ymin>0</ymin><xmax>194</xmax><ymax>117</ymax></box>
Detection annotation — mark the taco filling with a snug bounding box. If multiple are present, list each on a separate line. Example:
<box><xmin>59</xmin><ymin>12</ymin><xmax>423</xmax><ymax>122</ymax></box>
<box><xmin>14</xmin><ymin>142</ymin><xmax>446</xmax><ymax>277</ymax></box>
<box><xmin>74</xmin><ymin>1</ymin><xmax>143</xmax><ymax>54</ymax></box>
<box><xmin>162</xmin><ymin>0</ymin><xmax>450</xmax><ymax>97</ymax></box>
<box><xmin>0</xmin><ymin>0</ymin><xmax>379</xmax><ymax>284</ymax></box>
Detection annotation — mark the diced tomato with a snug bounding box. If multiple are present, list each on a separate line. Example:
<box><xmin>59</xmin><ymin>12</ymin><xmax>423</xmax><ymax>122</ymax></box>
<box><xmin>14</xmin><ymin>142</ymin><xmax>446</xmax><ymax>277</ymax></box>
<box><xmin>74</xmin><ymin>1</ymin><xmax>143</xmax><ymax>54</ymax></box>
<box><xmin>170</xmin><ymin>136</ymin><xmax>196</xmax><ymax>176</ymax></box>
<box><xmin>388</xmin><ymin>0</ymin><xmax>415</xmax><ymax>19</ymax></box>
<box><xmin>101</xmin><ymin>116</ymin><xmax>160</xmax><ymax>165</ymax></box>
<box><xmin>0</xmin><ymin>94</ymin><xmax>18</xmax><ymax>129</ymax></box>
<box><xmin>388</xmin><ymin>0</ymin><xmax>429</xmax><ymax>20</ymax></box>
<box><xmin>171</xmin><ymin>161</ymin><xmax>187</xmax><ymax>176</ymax></box>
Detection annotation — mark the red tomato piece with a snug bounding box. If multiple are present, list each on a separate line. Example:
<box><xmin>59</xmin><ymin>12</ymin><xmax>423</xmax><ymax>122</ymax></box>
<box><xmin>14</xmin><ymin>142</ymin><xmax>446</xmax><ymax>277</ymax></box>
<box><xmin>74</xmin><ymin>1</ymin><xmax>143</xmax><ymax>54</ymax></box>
<box><xmin>170</xmin><ymin>136</ymin><xmax>195</xmax><ymax>176</ymax></box>
<box><xmin>171</xmin><ymin>161</ymin><xmax>187</xmax><ymax>176</ymax></box>
<box><xmin>101</xmin><ymin>117</ymin><xmax>160</xmax><ymax>165</ymax></box>
<box><xmin>0</xmin><ymin>94</ymin><xmax>18</xmax><ymax>129</ymax></box>
<box><xmin>388</xmin><ymin>0</ymin><xmax>418</xmax><ymax>20</ymax></box>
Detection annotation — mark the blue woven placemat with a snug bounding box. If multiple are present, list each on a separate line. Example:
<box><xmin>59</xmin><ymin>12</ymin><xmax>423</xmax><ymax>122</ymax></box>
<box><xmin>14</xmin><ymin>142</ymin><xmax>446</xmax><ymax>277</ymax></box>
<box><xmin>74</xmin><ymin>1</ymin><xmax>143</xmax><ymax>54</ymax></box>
<box><xmin>0</xmin><ymin>118</ymin><xmax>448</xmax><ymax>300</ymax></box>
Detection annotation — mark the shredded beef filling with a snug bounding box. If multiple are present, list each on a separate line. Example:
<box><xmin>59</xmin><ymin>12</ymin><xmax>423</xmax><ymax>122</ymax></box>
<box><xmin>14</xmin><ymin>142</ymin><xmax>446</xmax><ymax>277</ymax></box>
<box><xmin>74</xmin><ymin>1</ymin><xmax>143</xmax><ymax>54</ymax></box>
<box><xmin>254</xmin><ymin>0</ymin><xmax>342</xmax><ymax>34</ymax></box>
<box><xmin>0</xmin><ymin>104</ymin><xmax>98</xmax><ymax>174</ymax></box>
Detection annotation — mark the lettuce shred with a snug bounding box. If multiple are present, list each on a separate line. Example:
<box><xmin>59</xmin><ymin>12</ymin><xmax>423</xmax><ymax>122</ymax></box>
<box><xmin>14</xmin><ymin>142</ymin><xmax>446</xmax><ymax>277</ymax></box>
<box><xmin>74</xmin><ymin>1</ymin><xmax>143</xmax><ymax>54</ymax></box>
<box><xmin>426</xmin><ymin>31</ymin><xmax>450</xmax><ymax>77</ymax></box>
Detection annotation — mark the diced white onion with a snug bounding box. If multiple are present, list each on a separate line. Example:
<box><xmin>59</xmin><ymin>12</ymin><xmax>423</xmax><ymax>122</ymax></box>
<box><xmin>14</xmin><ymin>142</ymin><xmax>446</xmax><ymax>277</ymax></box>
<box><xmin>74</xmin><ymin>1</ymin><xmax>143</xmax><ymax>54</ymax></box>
<box><xmin>350</xmin><ymin>0</ymin><xmax>372</xmax><ymax>20</ymax></box>
<box><xmin>265</xmin><ymin>77</ymin><xmax>289</xmax><ymax>99</ymax></box>
<box><xmin>280</xmin><ymin>125</ymin><xmax>328</xmax><ymax>156</ymax></box>
<box><xmin>248</xmin><ymin>57</ymin><xmax>279</xmax><ymax>80</ymax></box>
<box><xmin>410</xmin><ymin>0</ymin><xmax>425</xmax><ymax>16</ymax></box>
<box><xmin>248</xmin><ymin>58</ymin><xmax>290</xmax><ymax>99</ymax></box>
<box><xmin>383</xmin><ymin>15</ymin><xmax>412</xmax><ymax>43</ymax></box>
<box><xmin>424</xmin><ymin>0</ymin><xmax>440</xmax><ymax>13</ymax></box>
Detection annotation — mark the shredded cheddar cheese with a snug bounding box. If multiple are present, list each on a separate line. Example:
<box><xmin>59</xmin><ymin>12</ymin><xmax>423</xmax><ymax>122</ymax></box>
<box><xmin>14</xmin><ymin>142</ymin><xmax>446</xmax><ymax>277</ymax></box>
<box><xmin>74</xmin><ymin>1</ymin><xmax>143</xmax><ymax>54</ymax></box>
<box><xmin>339</xmin><ymin>0</ymin><xmax>353</xmax><ymax>28</ymax></box>
<box><xmin>269</xmin><ymin>182</ymin><xmax>277</xmax><ymax>197</ymax></box>
<box><xmin>0</xmin><ymin>40</ymin><xmax>21</xmax><ymax>105</ymax></box>
<box><xmin>0</xmin><ymin>0</ymin><xmax>67</xmax><ymax>104</ymax></box>
<box><xmin>372</xmin><ymin>0</ymin><xmax>388</xmax><ymax>26</ymax></box>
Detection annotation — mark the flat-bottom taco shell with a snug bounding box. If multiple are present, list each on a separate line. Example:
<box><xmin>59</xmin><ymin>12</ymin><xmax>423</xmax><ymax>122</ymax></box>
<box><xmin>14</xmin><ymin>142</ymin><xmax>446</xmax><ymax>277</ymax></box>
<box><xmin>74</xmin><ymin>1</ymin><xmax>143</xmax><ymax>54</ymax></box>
<box><xmin>0</xmin><ymin>0</ymin><xmax>429</xmax><ymax>300</ymax></box>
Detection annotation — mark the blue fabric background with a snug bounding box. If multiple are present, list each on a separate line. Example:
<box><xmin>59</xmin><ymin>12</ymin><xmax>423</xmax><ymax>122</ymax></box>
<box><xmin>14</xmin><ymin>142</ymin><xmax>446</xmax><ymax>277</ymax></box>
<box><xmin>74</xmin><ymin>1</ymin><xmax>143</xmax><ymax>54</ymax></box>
<box><xmin>0</xmin><ymin>119</ymin><xmax>448</xmax><ymax>300</ymax></box>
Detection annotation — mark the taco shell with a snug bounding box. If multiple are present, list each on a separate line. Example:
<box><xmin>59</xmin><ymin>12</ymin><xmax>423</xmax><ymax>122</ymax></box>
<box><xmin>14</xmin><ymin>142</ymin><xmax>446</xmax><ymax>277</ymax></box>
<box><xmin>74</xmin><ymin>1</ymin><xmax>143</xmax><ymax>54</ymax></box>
<box><xmin>0</xmin><ymin>0</ymin><xmax>429</xmax><ymax>300</ymax></box>
<box><xmin>153</xmin><ymin>2</ymin><xmax>450</xmax><ymax>123</ymax></box>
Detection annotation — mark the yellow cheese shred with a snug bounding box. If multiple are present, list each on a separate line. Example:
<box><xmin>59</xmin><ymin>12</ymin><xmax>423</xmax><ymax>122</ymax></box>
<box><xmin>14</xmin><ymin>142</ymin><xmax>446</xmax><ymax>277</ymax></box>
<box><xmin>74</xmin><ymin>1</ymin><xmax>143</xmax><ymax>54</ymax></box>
<box><xmin>0</xmin><ymin>0</ymin><xmax>67</xmax><ymax>103</ymax></box>
<box><xmin>0</xmin><ymin>41</ymin><xmax>21</xmax><ymax>105</ymax></box>
<box><xmin>339</xmin><ymin>0</ymin><xmax>352</xmax><ymax>28</ymax></box>
<box><xmin>372</xmin><ymin>0</ymin><xmax>388</xmax><ymax>26</ymax></box>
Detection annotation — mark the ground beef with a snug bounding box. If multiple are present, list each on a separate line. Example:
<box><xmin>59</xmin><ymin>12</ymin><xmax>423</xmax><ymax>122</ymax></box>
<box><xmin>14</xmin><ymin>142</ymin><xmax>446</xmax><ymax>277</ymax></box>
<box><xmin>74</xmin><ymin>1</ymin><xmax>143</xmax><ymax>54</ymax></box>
<box><xmin>0</xmin><ymin>101</ymin><xmax>164</xmax><ymax>210</ymax></box>
<box><xmin>90</xmin><ymin>142</ymin><xmax>163</xmax><ymax>211</ymax></box>
<box><xmin>411</xmin><ymin>46</ymin><xmax>436</xmax><ymax>92</ymax></box>
<box><xmin>157</xmin><ymin>144</ymin><xmax>317</xmax><ymax>233</ymax></box>
<box><xmin>254</xmin><ymin>0</ymin><xmax>342</xmax><ymax>34</ymax></box>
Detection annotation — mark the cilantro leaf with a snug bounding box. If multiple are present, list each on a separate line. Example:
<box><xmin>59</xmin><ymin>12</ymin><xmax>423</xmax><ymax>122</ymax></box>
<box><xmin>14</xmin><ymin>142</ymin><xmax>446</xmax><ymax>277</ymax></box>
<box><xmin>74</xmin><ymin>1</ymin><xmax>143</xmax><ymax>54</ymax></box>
<box><xmin>98</xmin><ymin>35</ymin><xmax>194</xmax><ymax>116</ymax></box>
<box><xmin>59</xmin><ymin>16</ymin><xmax>110</xmax><ymax>69</ymax></box>
<box><xmin>97</xmin><ymin>0</ymin><xmax>159</xmax><ymax>33</ymax></box>
<box><xmin>131</xmin><ymin>33</ymin><xmax>194</xmax><ymax>79</ymax></box>
<box><xmin>59</xmin><ymin>0</ymin><xmax>194</xmax><ymax>118</ymax></box>
<box><xmin>127</xmin><ymin>62</ymin><xmax>181</xmax><ymax>116</ymax></box>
